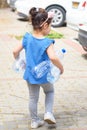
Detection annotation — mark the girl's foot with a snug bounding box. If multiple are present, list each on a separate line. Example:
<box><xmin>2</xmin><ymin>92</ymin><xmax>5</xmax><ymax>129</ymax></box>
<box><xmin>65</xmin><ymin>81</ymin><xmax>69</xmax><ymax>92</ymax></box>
<box><xmin>44</xmin><ymin>112</ymin><xmax>56</xmax><ymax>124</ymax></box>
<box><xmin>31</xmin><ymin>119</ymin><xmax>44</xmax><ymax>129</ymax></box>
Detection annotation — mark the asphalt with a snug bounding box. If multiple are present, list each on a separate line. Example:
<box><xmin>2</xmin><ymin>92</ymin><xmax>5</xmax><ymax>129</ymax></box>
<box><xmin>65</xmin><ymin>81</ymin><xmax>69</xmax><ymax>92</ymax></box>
<box><xmin>0</xmin><ymin>8</ymin><xmax>87</xmax><ymax>130</ymax></box>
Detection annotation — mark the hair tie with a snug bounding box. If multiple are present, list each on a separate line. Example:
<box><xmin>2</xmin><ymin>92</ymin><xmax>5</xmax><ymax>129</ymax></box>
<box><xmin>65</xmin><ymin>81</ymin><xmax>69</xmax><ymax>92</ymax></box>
<box><xmin>36</xmin><ymin>8</ymin><xmax>39</xmax><ymax>12</ymax></box>
<box><xmin>40</xmin><ymin>12</ymin><xmax>54</xmax><ymax>27</ymax></box>
<box><xmin>48</xmin><ymin>12</ymin><xmax>54</xmax><ymax>18</ymax></box>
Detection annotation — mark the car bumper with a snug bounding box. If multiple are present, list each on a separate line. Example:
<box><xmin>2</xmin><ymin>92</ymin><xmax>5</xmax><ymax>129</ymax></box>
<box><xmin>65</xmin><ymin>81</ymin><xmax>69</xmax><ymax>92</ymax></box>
<box><xmin>78</xmin><ymin>25</ymin><xmax>87</xmax><ymax>47</ymax></box>
<box><xmin>66</xmin><ymin>10</ymin><xmax>87</xmax><ymax>31</ymax></box>
<box><xmin>17</xmin><ymin>12</ymin><xmax>28</xmax><ymax>19</ymax></box>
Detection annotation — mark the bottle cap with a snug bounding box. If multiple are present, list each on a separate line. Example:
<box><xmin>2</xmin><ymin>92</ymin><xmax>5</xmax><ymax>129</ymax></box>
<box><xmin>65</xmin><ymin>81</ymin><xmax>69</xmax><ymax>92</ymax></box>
<box><xmin>61</xmin><ymin>48</ymin><xmax>66</xmax><ymax>53</ymax></box>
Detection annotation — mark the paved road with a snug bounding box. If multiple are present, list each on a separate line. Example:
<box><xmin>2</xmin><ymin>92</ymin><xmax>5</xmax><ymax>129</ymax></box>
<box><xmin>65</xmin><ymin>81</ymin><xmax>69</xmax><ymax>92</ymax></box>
<box><xmin>0</xmin><ymin>8</ymin><xmax>87</xmax><ymax>130</ymax></box>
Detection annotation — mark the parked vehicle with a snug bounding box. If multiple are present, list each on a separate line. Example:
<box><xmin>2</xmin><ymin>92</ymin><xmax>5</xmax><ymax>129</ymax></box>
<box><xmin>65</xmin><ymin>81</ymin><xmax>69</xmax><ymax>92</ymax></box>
<box><xmin>15</xmin><ymin>0</ymin><xmax>82</xmax><ymax>27</ymax></box>
<box><xmin>78</xmin><ymin>23</ymin><xmax>87</xmax><ymax>51</ymax></box>
<box><xmin>7</xmin><ymin>0</ymin><xmax>17</xmax><ymax>11</ymax></box>
<box><xmin>66</xmin><ymin>1</ymin><xmax>87</xmax><ymax>30</ymax></box>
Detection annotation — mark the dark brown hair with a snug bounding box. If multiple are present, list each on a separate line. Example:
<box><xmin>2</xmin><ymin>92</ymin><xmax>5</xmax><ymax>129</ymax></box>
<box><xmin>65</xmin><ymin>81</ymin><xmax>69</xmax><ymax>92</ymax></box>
<box><xmin>29</xmin><ymin>7</ymin><xmax>52</xmax><ymax>30</ymax></box>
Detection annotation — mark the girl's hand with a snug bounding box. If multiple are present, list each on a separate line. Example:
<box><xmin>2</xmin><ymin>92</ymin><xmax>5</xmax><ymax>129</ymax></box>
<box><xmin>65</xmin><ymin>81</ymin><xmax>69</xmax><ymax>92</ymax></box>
<box><xmin>60</xmin><ymin>67</ymin><xmax>64</xmax><ymax>74</ymax></box>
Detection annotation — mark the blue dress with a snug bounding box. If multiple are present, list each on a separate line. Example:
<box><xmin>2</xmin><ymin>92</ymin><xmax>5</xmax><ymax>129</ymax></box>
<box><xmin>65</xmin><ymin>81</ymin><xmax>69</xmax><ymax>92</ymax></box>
<box><xmin>22</xmin><ymin>32</ymin><xmax>55</xmax><ymax>84</ymax></box>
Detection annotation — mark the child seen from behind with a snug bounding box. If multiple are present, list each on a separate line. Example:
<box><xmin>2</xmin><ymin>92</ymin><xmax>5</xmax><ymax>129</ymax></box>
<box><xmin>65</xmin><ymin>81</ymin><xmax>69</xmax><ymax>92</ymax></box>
<box><xmin>13</xmin><ymin>7</ymin><xmax>64</xmax><ymax>129</ymax></box>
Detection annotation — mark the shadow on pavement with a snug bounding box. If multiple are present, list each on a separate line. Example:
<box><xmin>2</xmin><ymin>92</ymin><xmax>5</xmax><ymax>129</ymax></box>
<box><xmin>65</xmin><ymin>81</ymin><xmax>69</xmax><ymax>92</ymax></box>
<box><xmin>1</xmin><ymin>109</ymin><xmax>87</xmax><ymax>130</ymax></box>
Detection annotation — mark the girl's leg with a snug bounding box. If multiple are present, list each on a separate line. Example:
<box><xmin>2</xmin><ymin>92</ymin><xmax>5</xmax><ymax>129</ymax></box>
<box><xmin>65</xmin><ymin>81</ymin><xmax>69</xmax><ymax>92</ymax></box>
<box><xmin>27</xmin><ymin>82</ymin><xmax>40</xmax><ymax>121</ymax></box>
<box><xmin>41</xmin><ymin>83</ymin><xmax>54</xmax><ymax>113</ymax></box>
<box><xmin>41</xmin><ymin>83</ymin><xmax>56</xmax><ymax>124</ymax></box>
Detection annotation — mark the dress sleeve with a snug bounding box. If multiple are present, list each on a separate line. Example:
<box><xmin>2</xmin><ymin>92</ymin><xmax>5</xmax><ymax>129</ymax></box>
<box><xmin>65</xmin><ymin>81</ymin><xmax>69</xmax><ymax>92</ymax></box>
<box><xmin>41</xmin><ymin>38</ymin><xmax>55</xmax><ymax>55</ymax></box>
<box><xmin>22</xmin><ymin>33</ymin><xmax>29</xmax><ymax>49</ymax></box>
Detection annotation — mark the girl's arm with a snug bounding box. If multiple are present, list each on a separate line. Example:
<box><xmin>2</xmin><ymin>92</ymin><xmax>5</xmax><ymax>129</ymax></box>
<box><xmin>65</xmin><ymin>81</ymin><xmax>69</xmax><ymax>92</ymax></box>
<box><xmin>46</xmin><ymin>44</ymin><xmax>64</xmax><ymax>74</ymax></box>
<box><xmin>13</xmin><ymin>44</ymin><xmax>23</xmax><ymax>59</ymax></box>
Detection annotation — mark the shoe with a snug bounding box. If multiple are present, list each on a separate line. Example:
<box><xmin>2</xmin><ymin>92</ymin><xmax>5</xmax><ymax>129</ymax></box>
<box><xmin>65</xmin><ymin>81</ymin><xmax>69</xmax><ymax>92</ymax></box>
<box><xmin>44</xmin><ymin>112</ymin><xmax>56</xmax><ymax>124</ymax></box>
<box><xmin>31</xmin><ymin>120</ymin><xmax>44</xmax><ymax>129</ymax></box>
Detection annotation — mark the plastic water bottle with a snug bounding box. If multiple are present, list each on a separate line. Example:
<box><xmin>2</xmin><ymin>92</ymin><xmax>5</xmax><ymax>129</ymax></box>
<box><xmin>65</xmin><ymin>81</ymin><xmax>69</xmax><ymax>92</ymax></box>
<box><xmin>47</xmin><ymin>48</ymin><xmax>66</xmax><ymax>83</ymax></box>
<box><xmin>32</xmin><ymin>60</ymin><xmax>50</xmax><ymax>78</ymax></box>
<box><xmin>12</xmin><ymin>49</ymin><xmax>26</xmax><ymax>73</ymax></box>
<box><xmin>31</xmin><ymin>48</ymin><xmax>66</xmax><ymax>81</ymax></box>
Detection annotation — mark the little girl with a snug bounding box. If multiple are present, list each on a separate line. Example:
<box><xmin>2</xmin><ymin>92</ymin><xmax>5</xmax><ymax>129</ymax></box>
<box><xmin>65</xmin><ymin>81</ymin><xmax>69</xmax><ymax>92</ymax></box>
<box><xmin>13</xmin><ymin>7</ymin><xmax>64</xmax><ymax>129</ymax></box>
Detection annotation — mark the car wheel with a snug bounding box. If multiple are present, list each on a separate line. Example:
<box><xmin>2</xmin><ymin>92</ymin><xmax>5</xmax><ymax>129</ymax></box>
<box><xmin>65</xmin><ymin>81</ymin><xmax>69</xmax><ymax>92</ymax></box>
<box><xmin>82</xmin><ymin>46</ymin><xmax>87</xmax><ymax>51</ymax></box>
<box><xmin>46</xmin><ymin>5</ymin><xmax>66</xmax><ymax>27</ymax></box>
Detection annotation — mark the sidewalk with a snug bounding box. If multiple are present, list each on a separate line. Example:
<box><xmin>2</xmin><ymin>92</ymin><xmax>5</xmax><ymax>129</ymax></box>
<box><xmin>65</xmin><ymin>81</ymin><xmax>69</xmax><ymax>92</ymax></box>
<box><xmin>0</xmin><ymin>33</ymin><xmax>87</xmax><ymax>130</ymax></box>
<box><xmin>0</xmin><ymin>8</ymin><xmax>87</xmax><ymax>130</ymax></box>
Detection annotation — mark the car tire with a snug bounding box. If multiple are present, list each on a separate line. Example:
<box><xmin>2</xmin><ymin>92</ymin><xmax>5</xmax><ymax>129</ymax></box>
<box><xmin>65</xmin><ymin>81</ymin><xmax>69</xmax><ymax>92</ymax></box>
<box><xmin>46</xmin><ymin>5</ymin><xmax>66</xmax><ymax>27</ymax></box>
<box><xmin>82</xmin><ymin>46</ymin><xmax>87</xmax><ymax>51</ymax></box>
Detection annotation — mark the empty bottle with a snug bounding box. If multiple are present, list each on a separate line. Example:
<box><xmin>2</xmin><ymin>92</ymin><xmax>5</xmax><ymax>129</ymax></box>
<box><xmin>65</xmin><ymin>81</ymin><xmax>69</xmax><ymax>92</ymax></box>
<box><xmin>31</xmin><ymin>48</ymin><xmax>66</xmax><ymax>82</ymax></box>
<box><xmin>32</xmin><ymin>60</ymin><xmax>50</xmax><ymax>78</ymax></box>
<box><xmin>47</xmin><ymin>48</ymin><xmax>66</xmax><ymax>83</ymax></box>
<box><xmin>12</xmin><ymin>49</ymin><xmax>26</xmax><ymax>73</ymax></box>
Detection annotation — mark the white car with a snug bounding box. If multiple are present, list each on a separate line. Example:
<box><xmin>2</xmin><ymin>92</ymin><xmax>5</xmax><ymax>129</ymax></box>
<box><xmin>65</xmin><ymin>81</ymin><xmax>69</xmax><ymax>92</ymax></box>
<box><xmin>7</xmin><ymin>0</ymin><xmax>17</xmax><ymax>11</ymax></box>
<box><xmin>15</xmin><ymin>0</ymin><xmax>82</xmax><ymax>27</ymax></box>
<box><xmin>66</xmin><ymin>1</ymin><xmax>87</xmax><ymax>30</ymax></box>
<box><xmin>78</xmin><ymin>23</ymin><xmax>87</xmax><ymax>51</ymax></box>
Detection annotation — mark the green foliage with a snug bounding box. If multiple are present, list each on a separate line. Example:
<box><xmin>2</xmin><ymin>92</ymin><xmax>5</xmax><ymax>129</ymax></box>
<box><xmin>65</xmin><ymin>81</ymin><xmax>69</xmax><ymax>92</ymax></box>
<box><xmin>15</xmin><ymin>35</ymin><xmax>23</xmax><ymax>40</ymax></box>
<box><xmin>11</xmin><ymin>30</ymin><xmax>64</xmax><ymax>40</ymax></box>
<box><xmin>46</xmin><ymin>30</ymin><xmax>64</xmax><ymax>39</ymax></box>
